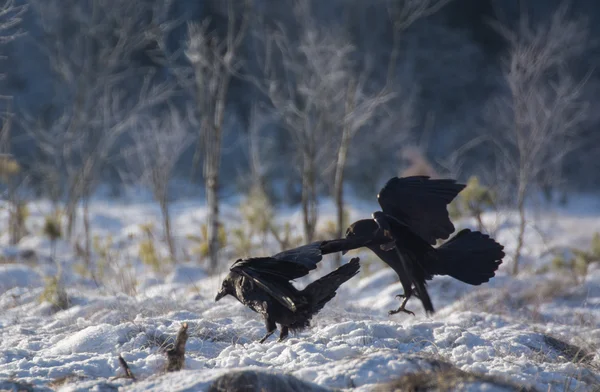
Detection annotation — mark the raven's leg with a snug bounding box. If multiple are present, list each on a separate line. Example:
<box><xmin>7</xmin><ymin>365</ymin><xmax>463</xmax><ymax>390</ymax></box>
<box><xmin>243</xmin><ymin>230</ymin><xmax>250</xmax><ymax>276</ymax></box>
<box><xmin>395</xmin><ymin>291</ymin><xmax>420</xmax><ymax>300</ymax></box>
<box><xmin>258</xmin><ymin>318</ymin><xmax>277</xmax><ymax>343</ymax></box>
<box><xmin>388</xmin><ymin>295</ymin><xmax>415</xmax><ymax>316</ymax></box>
<box><xmin>277</xmin><ymin>326</ymin><xmax>289</xmax><ymax>342</ymax></box>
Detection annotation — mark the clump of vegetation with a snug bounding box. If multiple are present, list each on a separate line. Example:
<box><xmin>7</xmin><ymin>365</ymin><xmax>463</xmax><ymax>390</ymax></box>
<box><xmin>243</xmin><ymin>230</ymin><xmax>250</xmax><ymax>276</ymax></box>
<box><xmin>0</xmin><ymin>154</ymin><xmax>21</xmax><ymax>180</ymax></box>
<box><xmin>316</xmin><ymin>208</ymin><xmax>350</xmax><ymax>240</ymax></box>
<box><xmin>43</xmin><ymin>212</ymin><xmax>62</xmax><ymax>241</ymax></box>
<box><xmin>240</xmin><ymin>186</ymin><xmax>274</xmax><ymax>240</ymax></box>
<box><xmin>547</xmin><ymin>232</ymin><xmax>600</xmax><ymax>283</ymax></box>
<box><xmin>448</xmin><ymin>176</ymin><xmax>496</xmax><ymax>232</ymax></box>
<box><xmin>272</xmin><ymin>221</ymin><xmax>303</xmax><ymax>252</ymax></box>
<box><xmin>91</xmin><ymin>234</ymin><xmax>113</xmax><ymax>281</ymax></box>
<box><xmin>0</xmin><ymin>155</ymin><xmax>29</xmax><ymax>245</ymax></box>
<box><xmin>187</xmin><ymin>223</ymin><xmax>227</xmax><ymax>259</ymax></box>
<box><xmin>43</xmin><ymin>211</ymin><xmax>62</xmax><ymax>260</ymax></box>
<box><xmin>39</xmin><ymin>274</ymin><xmax>69</xmax><ymax>311</ymax></box>
<box><xmin>228</xmin><ymin>187</ymin><xmax>273</xmax><ymax>257</ymax></box>
<box><xmin>229</xmin><ymin>186</ymin><xmax>305</xmax><ymax>256</ymax></box>
<box><xmin>138</xmin><ymin>223</ymin><xmax>163</xmax><ymax>272</ymax></box>
<box><xmin>542</xmin><ymin>334</ymin><xmax>594</xmax><ymax>365</ymax></box>
<box><xmin>230</xmin><ymin>227</ymin><xmax>254</xmax><ymax>258</ymax></box>
<box><xmin>72</xmin><ymin>234</ymin><xmax>137</xmax><ymax>295</ymax></box>
<box><xmin>187</xmin><ymin>222</ymin><xmax>228</xmax><ymax>262</ymax></box>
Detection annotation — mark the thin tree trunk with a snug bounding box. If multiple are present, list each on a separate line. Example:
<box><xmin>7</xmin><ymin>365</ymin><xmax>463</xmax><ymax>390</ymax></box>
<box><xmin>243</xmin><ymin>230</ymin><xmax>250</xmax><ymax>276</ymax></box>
<box><xmin>332</xmin><ymin>80</ymin><xmax>356</xmax><ymax>266</ymax></box>
<box><xmin>301</xmin><ymin>161</ymin><xmax>311</xmax><ymax>243</ymax></box>
<box><xmin>513</xmin><ymin>184</ymin><xmax>527</xmax><ymax>275</ymax></box>
<box><xmin>309</xmin><ymin>170</ymin><xmax>317</xmax><ymax>241</ymax></box>
<box><xmin>206</xmin><ymin>172</ymin><xmax>220</xmax><ymax>271</ymax></box>
<box><xmin>333</xmin><ymin>137</ymin><xmax>349</xmax><ymax>265</ymax></box>
<box><xmin>301</xmin><ymin>150</ymin><xmax>317</xmax><ymax>243</ymax></box>
<box><xmin>203</xmin><ymin>108</ymin><xmax>223</xmax><ymax>272</ymax></box>
<box><xmin>65</xmin><ymin>198</ymin><xmax>78</xmax><ymax>240</ymax></box>
<box><xmin>83</xmin><ymin>197</ymin><xmax>91</xmax><ymax>271</ymax></box>
<box><xmin>160</xmin><ymin>193</ymin><xmax>177</xmax><ymax>264</ymax></box>
<box><xmin>8</xmin><ymin>182</ymin><xmax>18</xmax><ymax>246</ymax></box>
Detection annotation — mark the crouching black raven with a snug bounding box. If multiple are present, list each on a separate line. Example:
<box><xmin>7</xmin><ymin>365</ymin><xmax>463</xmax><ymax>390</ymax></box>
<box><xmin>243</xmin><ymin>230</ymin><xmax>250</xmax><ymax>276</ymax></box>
<box><xmin>344</xmin><ymin>176</ymin><xmax>505</xmax><ymax>316</ymax></box>
<box><xmin>215</xmin><ymin>239</ymin><xmax>367</xmax><ymax>343</ymax></box>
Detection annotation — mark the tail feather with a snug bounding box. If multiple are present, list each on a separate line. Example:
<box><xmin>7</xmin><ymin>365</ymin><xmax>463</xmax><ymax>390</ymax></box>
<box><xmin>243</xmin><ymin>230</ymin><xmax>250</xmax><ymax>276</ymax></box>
<box><xmin>433</xmin><ymin>229</ymin><xmax>505</xmax><ymax>285</ymax></box>
<box><xmin>302</xmin><ymin>257</ymin><xmax>360</xmax><ymax>314</ymax></box>
<box><xmin>413</xmin><ymin>279</ymin><xmax>434</xmax><ymax>314</ymax></box>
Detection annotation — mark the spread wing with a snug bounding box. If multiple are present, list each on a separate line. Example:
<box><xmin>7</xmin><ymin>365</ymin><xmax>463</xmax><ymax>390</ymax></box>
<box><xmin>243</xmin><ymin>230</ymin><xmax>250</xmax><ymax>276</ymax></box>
<box><xmin>377</xmin><ymin>176</ymin><xmax>465</xmax><ymax>245</ymax></box>
<box><xmin>272</xmin><ymin>241</ymin><xmax>325</xmax><ymax>270</ymax></box>
<box><xmin>272</xmin><ymin>238</ymin><xmax>375</xmax><ymax>269</ymax></box>
<box><xmin>232</xmin><ymin>257</ymin><xmax>311</xmax><ymax>281</ymax></box>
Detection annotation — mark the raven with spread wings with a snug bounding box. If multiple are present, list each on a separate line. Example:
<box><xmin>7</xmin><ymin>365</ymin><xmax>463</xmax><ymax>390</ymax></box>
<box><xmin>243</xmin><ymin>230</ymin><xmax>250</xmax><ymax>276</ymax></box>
<box><xmin>215</xmin><ymin>239</ymin><xmax>369</xmax><ymax>343</ymax></box>
<box><xmin>344</xmin><ymin>176</ymin><xmax>505</xmax><ymax>316</ymax></box>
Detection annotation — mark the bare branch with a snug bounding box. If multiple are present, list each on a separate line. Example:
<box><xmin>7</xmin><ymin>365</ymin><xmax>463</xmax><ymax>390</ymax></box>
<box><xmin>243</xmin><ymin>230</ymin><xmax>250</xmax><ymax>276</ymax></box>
<box><xmin>184</xmin><ymin>0</ymin><xmax>251</xmax><ymax>271</ymax></box>
<box><xmin>22</xmin><ymin>0</ymin><xmax>175</xmax><ymax>245</ymax></box>
<box><xmin>485</xmin><ymin>2</ymin><xmax>592</xmax><ymax>274</ymax></box>
<box><xmin>0</xmin><ymin>0</ymin><xmax>27</xmax><ymax>44</ymax></box>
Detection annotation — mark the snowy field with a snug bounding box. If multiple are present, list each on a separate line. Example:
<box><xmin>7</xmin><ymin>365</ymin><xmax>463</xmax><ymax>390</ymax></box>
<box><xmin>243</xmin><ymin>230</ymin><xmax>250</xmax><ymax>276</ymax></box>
<box><xmin>1</xmin><ymin>194</ymin><xmax>599</xmax><ymax>391</ymax></box>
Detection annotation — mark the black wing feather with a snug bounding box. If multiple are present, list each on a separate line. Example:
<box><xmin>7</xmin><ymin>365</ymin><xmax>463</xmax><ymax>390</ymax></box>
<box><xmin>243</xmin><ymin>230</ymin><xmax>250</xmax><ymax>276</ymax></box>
<box><xmin>232</xmin><ymin>257</ymin><xmax>311</xmax><ymax>281</ymax></box>
<box><xmin>272</xmin><ymin>241</ymin><xmax>325</xmax><ymax>270</ymax></box>
<box><xmin>377</xmin><ymin>176</ymin><xmax>465</xmax><ymax>245</ymax></box>
<box><xmin>232</xmin><ymin>261</ymin><xmax>300</xmax><ymax>312</ymax></box>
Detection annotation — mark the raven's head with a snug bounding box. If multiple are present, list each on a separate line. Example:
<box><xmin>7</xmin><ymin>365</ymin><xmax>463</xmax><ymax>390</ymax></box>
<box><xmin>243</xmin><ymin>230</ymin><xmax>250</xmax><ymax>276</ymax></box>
<box><xmin>215</xmin><ymin>274</ymin><xmax>234</xmax><ymax>302</ymax></box>
<box><xmin>342</xmin><ymin>219</ymin><xmax>379</xmax><ymax>255</ymax></box>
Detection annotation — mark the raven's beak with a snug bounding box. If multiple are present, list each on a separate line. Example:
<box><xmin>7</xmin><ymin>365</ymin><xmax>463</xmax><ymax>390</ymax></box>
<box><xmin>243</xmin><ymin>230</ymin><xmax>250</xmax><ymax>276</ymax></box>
<box><xmin>215</xmin><ymin>290</ymin><xmax>226</xmax><ymax>302</ymax></box>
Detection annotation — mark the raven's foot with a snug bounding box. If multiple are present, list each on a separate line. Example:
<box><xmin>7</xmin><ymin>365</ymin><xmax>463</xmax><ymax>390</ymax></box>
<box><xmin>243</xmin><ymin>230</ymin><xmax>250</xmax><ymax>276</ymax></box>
<box><xmin>259</xmin><ymin>319</ymin><xmax>276</xmax><ymax>343</ymax></box>
<box><xmin>258</xmin><ymin>329</ymin><xmax>275</xmax><ymax>343</ymax></box>
<box><xmin>396</xmin><ymin>292</ymin><xmax>420</xmax><ymax>300</ymax></box>
<box><xmin>388</xmin><ymin>306</ymin><xmax>415</xmax><ymax>316</ymax></box>
<box><xmin>277</xmin><ymin>326</ymin><xmax>289</xmax><ymax>343</ymax></box>
<box><xmin>388</xmin><ymin>295</ymin><xmax>415</xmax><ymax>316</ymax></box>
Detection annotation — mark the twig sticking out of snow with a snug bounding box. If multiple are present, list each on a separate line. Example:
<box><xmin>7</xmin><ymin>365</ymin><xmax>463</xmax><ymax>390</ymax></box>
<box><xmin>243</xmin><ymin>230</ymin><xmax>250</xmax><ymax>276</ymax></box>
<box><xmin>166</xmin><ymin>322</ymin><xmax>188</xmax><ymax>372</ymax></box>
<box><xmin>118</xmin><ymin>355</ymin><xmax>136</xmax><ymax>381</ymax></box>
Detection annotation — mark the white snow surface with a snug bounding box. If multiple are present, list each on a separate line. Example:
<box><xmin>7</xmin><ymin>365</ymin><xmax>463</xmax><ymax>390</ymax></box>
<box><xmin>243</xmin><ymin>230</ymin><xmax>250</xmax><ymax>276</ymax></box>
<box><xmin>0</xmin><ymin>196</ymin><xmax>599</xmax><ymax>391</ymax></box>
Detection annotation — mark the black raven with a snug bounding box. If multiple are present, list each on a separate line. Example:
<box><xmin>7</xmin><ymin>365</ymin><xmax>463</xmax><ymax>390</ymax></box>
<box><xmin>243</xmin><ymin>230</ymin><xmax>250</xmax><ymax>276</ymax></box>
<box><xmin>344</xmin><ymin>176</ymin><xmax>505</xmax><ymax>316</ymax></box>
<box><xmin>215</xmin><ymin>239</ymin><xmax>367</xmax><ymax>343</ymax></box>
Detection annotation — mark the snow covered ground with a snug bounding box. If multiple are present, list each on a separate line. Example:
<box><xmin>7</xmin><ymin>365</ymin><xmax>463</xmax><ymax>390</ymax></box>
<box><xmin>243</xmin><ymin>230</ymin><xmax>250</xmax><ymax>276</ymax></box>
<box><xmin>0</xmin><ymin>195</ymin><xmax>599</xmax><ymax>391</ymax></box>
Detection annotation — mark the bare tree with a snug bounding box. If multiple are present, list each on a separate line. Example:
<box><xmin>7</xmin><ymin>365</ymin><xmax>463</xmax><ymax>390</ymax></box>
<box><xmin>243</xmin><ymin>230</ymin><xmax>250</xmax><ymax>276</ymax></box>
<box><xmin>0</xmin><ymin>0</ymin><xmax>27</xmax><ymax>67</ymax></box>
<box><xmin>246</xmin><ymin>103</ymin><xmax>276</xmax><ymax>193</ymax></box>
<box><xmin>258</xmin><ymin>1</ymin><xmax>355</xmax><ymax>243</ymax></box>
<box><xmin>127</xmin><ymin>105</ymin><xmax>192</xmax><ymax>264</ymax></box>
<box><xmin>24</xmin><ymin>0</ymin><xmax>174</xmax><ymax>267</ymax></box>
<box><xmin>0</xmin><ymin>0</ymin><xmax>27</xmax><ymax>245</ymax></box>
<box><xmin>183</xmin><ymin>0</ymin><xmax>251</xmax><ymax>272</ymax></box>
<box><xmin>330</xmin><ymin>77</ymin><xmax>394</xmax><ymax>264</ymax></box>
<box><xmin>385</xmin><ymin>0</ymin><xmax>454</xmax><ymax>83</ymax></box>
<box><xmin>486</xmin><ymin>4</ymin><xmax>591</xmax><ymax>274</ymax></box>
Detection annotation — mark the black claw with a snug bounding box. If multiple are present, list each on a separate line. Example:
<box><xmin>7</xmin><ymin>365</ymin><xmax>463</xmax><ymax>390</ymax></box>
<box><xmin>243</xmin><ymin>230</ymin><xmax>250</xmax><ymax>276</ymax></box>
<box><xmin>388</xmin><ymin>307</ymin><xmax>415</xmax><ymax>316</ymax></box>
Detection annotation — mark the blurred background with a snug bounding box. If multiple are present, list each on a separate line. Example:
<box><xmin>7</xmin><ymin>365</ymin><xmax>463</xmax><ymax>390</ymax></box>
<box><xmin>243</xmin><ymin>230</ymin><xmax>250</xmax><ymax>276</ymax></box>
<box><xmin>0</xmin><ymin>0</ymin><xmax>599</xmax><ymax>275</ymax></box>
